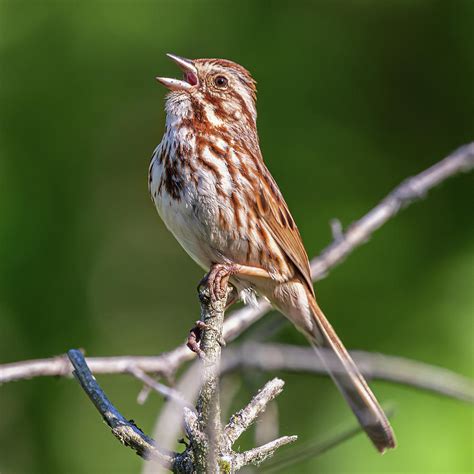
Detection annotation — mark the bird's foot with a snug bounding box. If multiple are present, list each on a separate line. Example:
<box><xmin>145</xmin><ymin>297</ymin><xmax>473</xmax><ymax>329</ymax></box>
<box><xmin>186</xmin><ymin>320</ymin><xmax>209</xmax><ymax>358</ymax></box>
<box><xmin>201</xmin><ymin>263</ymin><xmax>239</xmax><ymax>302</ymax></box>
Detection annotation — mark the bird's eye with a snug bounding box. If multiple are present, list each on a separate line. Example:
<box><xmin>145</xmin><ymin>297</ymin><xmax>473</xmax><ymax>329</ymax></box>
<box><xmin>214</xmin><ymin>75</ymin><xmax>228</xmax><ymax>88</ymax></box>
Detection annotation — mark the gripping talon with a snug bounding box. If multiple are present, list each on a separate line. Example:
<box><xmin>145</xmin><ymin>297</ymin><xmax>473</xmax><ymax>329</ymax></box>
<box><xmin>186</xmin><ymin>321</ymin><xmax>207</xmax><ymax>358</ymax></box>
<box><xmin>204</xmin><ymin>264</ymin><xmax>238</xmax><ymax>302</ymax></box>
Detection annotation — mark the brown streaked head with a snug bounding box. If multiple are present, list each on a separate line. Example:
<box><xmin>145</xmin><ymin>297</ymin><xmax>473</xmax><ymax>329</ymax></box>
<box><xmin>156</xmin><ymin>54</ymin><xmax>258</xmax><ymax>125</ymax></box>
<box><xmin>157</xmin><ymin>54</ymin><xmax>256</xmax><ymax>96</ymax></box>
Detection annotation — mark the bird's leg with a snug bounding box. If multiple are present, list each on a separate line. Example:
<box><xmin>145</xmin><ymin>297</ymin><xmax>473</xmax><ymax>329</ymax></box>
<box><xmin>189</xmin><ymin>263</ymin><xmax>272</xmax><ymax>354</ymax></box>
<box><xmin>191</xmin><ymin>266</ymin><xmax>237</xmax><ymax>355</ymax></box>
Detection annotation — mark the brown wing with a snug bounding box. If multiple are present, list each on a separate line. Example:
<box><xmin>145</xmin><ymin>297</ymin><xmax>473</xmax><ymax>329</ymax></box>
<box><xmin>255</xmin><ymin>168</ymin><xmax>315</xmax><ymax>295</ymax></box>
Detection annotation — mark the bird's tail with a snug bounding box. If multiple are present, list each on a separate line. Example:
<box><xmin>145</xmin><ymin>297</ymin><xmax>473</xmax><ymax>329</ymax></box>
<box><xmin>307</xmin><ymin>295</ymin><xmax>396</xmax><ymax>453</ymax></box>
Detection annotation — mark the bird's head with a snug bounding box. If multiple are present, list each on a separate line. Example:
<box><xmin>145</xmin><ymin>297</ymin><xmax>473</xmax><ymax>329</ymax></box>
<box><xmin>157</xmin><ymin>54</ymin><xmax>257</xmax><ymax>128</ymax></box>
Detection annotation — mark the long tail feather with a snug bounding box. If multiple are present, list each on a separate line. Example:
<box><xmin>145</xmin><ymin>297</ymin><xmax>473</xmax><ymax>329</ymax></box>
<box><xmin>308</xmin><ymin>296</ymin><xmax>396</xmax><ymax>453</ymax></box>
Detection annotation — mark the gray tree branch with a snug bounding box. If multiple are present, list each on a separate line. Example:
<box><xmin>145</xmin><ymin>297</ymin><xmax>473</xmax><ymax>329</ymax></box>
<box><xmin>310</xmin><ymin>142</ymin><xmax>474</xmax><ymax>279</ymax></box>
<box><xmin>224</xmin><ymin>378</ymin><xmax>285</xmax><ymax>448</ymax></box>
<box><xmin>67</xmin><ymin>349</ymin><xmax>178</xmax><ymax>469</ymax></box>
<box><xmin>222</xmin><ymin>342</ymin><xmax>474</xmax><ymax>403</ymax></box>
<box><xmin>128</xmin><ymin>366</ymin><xmax>192</xmax><ymax>409</ymax></box>
<box><xmin>191</xmin><ymin>285</ymin><xmax>228</xmax><ymax>473</ymax></box>
<box><xmin>69</xmin><ymin>295</ymin><xmax>297</xmax><ymax>472</ymax></box>
<box><xmin>1</xmin><ymin>345</ymin><xmax>471</xmax><ymax>402</ymax></box>
<box><xmin>188</xmin><ymin>285</ymin><xmax>297</xmax><ymax>473</ymax></box>
<box><xmin>234</xmin><ymin>436</ymin><xmax>299</xmax><ymax>470</ymax></box>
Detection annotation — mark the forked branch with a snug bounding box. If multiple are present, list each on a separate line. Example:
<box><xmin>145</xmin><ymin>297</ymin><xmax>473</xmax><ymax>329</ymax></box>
<box><xmin>188</xmin><ymin>283</ymin><xmax>297</xmax><ymax>472</ymax></box>
<box><xmin>68</xmin><ymin>289</ymin><xmax>297</xmax><ymax>473</ymax></box>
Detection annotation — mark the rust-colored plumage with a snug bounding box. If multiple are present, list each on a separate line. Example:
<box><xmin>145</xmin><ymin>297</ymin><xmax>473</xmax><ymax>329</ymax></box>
<box><xmin>149</xmin><ymin>54</ymin><xmax>396</xmax><ymax>452</ymax></box>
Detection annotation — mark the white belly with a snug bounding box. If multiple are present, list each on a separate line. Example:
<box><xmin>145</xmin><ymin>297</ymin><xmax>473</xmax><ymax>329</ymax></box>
<box><xmin>149</xmin><ymin>151</ymin><xmax>224</xmax><ymax>272</ymax></box>
<box><xmin>148</xmin><ymin>142</ymin><xmax>282</xmax><ymax>307</ymax></box>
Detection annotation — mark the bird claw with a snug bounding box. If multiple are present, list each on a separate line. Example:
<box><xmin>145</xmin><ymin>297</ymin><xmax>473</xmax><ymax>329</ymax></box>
<box><xmin>186</xmin><ymin>320</ymin><xmax>209</xmax><ymax>358</ymax></box>
<box><xmin>204</xmin><ymin>264</ymin><xmax>238</xmax><ymax>302</ymax></box>
<box><xmin>190</xmin><ymin>265</ymin><xmax>237</xmax><ymax>355</ymax></box>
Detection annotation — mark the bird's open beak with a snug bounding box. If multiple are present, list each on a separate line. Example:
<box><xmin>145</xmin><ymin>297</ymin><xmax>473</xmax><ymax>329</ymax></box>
<box><xmin>156</xmin><ymin>53</ymin><xmax>199</xmax><ymax>91</ymax></box>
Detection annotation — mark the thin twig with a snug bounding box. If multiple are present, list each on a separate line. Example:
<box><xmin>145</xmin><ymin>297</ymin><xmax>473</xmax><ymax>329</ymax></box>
<box><xmin>127</xmin><ymin>366</ymin><xmax>193</xmax><ymax>409</ymax></box>
<box><xmin>2</xmin><ymin>143</ymin><xmax>473</xmax><ymax>387</ymax></box>
<box><xmin>145</xmin><ymin>362</ymin><xmax>203</xmax><ymax>474</ymax></box>
<box><xmin>224</xmin><ymin>378</ymin><xmax>297</xmax><ymax>471</ymax></box>
<box><xmin>310</xmin><ymin>142</ymin><xmax>474</xmax><ymax>279</ymax></box>
<box><xmin>67</xmin><ymin>349</ymin><xmax>176</xmax><ymax>468</ymax></box>
<box><xmin>0</xmin><ymin>302</ymin><xmax>270</xmax><ymax>384</ymax></box>
<box><xmin>183</xmin><ymin>407</ymin><xmax>207</xmax><ymax>448</ymax></box>
<box><xmin>260</xmin><ymin>407</ymin><xmax>396</xmax><ymax>473</ymax></box>
<box><xmin>234</xmin><ymin>436</ymin><xmax>298</xmax><ymax>470</ymax></box>
<box><xmin>224</xmin><ymin>378</ymin><xmax>285</xmax><ymax>448</ymax></box>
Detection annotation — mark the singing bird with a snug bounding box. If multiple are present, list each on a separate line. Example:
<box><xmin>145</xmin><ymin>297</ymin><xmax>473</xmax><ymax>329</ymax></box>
<box><xmin>148</xmin><ymin>53</ymin><xmax>396</xmax><ymax>452</ymax></box>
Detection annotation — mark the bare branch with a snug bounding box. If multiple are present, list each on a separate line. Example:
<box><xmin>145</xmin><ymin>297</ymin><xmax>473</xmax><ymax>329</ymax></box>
<box><xmin>2</xmin><ymin>344</ymin><xmax>469</xmax><ymax>402</ymax></box>
<box><xmin>0</xmin><ymin>354</ymin><xmax>73</xmax><ymax>383</ymax></box>
<box><xmin>234</xmin><ymin>436</ymin><xmax>298</xmax><ymax>470</ymax></box>
<box><xmin>0</xmin><ymin>303</ymin><xmax>270</xmax><ymax>385</ymax></box>
<box><xmin>191</xmin><ymin>285</ymin><xmax>230</xmax><ymax>473</ymax></box>
<box><xmin>67</xmin><ymin>349</ymin><xmax>176</xmax><ymax>468</ymax></box>
<box><xmin>221</xmin><ymin>378</ymin><xmax>297</xmax><ymax>471</ymax></box>
<box><xmin>145</xmin><ymin>363</ymin><xmax>203</xmax><ymax>474</ymax></box>
<box><xmin>310</xmin><ymin>142</ymin><xmax>474</xmax><ymax>279</ymax></box>
<box><xmin>127</xmin><ymin>366</ymin><xmax>193</xmax><ymax>409</ymax></box>
<box><xmin>222</xmin><ymin>342</ymin><xmax>474</xmax><ymax>403</ymax></box>
<box><xmin>146</xmin><ymin>287</ymin><xmax>297</xmax><ymax>472</ymax></box>
<box><xmin>2</xmin><ymin>143</ymin><xmax>473</xmax><ymax>387</ymax></box>
<box><xmin>224</xmin><ymin>378</ymin><xmax>285</xmax><ymax>448</ymax></box>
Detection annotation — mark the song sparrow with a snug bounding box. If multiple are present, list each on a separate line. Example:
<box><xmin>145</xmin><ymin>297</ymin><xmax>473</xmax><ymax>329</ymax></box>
<box><xmin>149</xmin><ymin>53</ymin><xmax>396</xmax><ymax>452</ymax></box>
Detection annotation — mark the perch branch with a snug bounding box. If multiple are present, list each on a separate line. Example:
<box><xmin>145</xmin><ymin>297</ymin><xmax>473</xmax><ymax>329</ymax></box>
<box><xmin>187</xmin><ymin>283</ymin><xmax>296</xmax><ymax>472</ymax></box>
<box><xmin>2</xmin><ymin>142</ymin><xmax>473</xmax><ymax>386</ymax></box>
<box><xmin>150</xmin><ymin>283</ymin><xmax>297</xmax><ymax>473</ymax></box>
<box><xmin>191</xmin><ymin>284</ymin><xmax>229</xmax><ymax>473</ymax></box>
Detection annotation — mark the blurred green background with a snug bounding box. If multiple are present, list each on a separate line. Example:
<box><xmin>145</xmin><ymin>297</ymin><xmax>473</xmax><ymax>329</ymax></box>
<box><xmin>1</xmin><ymin>0</ymin><xmax>473</xmax><ymax>472</ymax></box>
